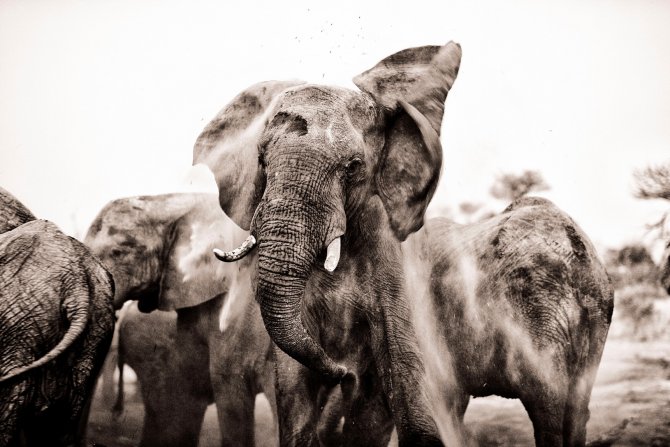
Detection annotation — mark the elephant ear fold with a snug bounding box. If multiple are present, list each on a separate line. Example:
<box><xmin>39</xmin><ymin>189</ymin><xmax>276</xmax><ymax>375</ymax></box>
<box><xmin>353</xmin><ymin>42</ymin><xmax>461</xmax><ymax>240</ymax></box>
<box><xmin>193</xmin><ymin>80</ymin><xmax>305</xmax><ymax>230</ymax></box>
<box><xmin>157</xmin><ymin>202</ymin><xmax>246</xmax><ymax>311</ymax></box>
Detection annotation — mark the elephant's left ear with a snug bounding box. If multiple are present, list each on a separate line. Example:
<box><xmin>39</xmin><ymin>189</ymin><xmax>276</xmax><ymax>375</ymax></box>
<box><xmin>193</xmin><ymin>80</ymin><xmax>305</xmax><ymax>230</ymax></box>
<box><xmin>353</xmin><ymin>42</ymin><xmax>461</xmax><ymax>240</ymax></box>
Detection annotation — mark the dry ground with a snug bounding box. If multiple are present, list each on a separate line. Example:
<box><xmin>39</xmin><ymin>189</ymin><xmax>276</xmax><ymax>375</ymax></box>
<box><xmin>87</xmin><ymin>299</ymin><xmax>670</xmax><ymax>446</ymax></box>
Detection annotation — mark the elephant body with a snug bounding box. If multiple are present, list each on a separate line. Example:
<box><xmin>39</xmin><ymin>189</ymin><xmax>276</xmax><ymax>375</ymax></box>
<box><xmin>0</xmin><ymin>219</ymin><xmax>116</xmax><ymax>446</ymax></box>
<box><xmin>194</xmin><ymin>42</ymin><xmax>612</xmax><ymax>446</ymax></box>
<box><xmin>85</xmin><ymin>192</ymin><xmax>277</xmax><ymax>447</ymax></box>
<box><xmin>403</xmin><ymin>196</ymin><xmax>613</xmax><ymax>445</ymax></box>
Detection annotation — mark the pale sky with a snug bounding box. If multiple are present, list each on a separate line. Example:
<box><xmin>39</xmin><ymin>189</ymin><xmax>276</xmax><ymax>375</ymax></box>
<box><xmin>1</xmin><ymin>0</ymin><xmax>669</xmax><ymax>252</ymax></box>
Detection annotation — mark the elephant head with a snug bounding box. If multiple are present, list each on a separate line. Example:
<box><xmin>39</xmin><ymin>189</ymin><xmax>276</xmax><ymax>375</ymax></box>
<box><xmin>85</xmin><ymin>193</ymin><xmax>247</xmax><ymax>312</ymax></box>
<box><xmin>193</xmin><ymin>43</ymin><xmax>462</xmax><ymax>381</ymax></box>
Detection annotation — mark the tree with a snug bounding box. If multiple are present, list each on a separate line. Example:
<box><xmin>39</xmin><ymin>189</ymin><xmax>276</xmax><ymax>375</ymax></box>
<box><xmin>615</xmin><ymin>244</ymin><xmax>655</xmax><ymax>267</ymax></box>
<box><xmin>634</xmin><ymin>162</ymin><xmax>670</xmax><ymax>201</ymax></box>
<box><xmin>490</xmin><ymin>170</ymin><xmax>549</xmax><ymax>202</ymax></box>
<box><xmin>458</xmin><ymin>201</ymin><xmax>482</xmax><ymax>216</ymax></box>
<box><xmin>457</xmin><ymin>201</ymin><xmax>483</xmax><ymax>224</ymax></box>
<box><xmin>633</xmin><ymin>161</ymin><xmax>670</xmax><ymax>238</ymax></box>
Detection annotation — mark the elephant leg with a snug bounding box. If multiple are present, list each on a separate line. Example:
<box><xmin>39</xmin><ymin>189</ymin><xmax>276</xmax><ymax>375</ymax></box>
<box><xmin>451</xmin><ymin>392</ymin><xmax>470</xmax><ymax>422</ymax></box>
<box><xmin>561</xmin><ymin>368</ymin><xmax>598</xmax><ymax>447</ymax></box>
<box><xmin>213</xmin><ymin>381</ymin><xmax>256</xmax><ymax>447</ymax></box>
<box><xmin>273</xmin><ymin>346</ymin><xmax>322</xmax><ymax>447</ymax></box>
<box><xmin>341</xmin><ymin>387</ymin><xmax>394</xmax><ymax>447</ymax></box>
<box><xmin>99</xmin><ymin>347</ymin><xmax>118</xmax><ymax>408</ymax></box>
<box><xmin>139</xmin><ymin>387</ymin><xmax>209</xmax><ymax>447</ymax></box>
<box><xmin>256</xmin><ymin>352</ymin><xmax>280</xmax><ymax>445</ymax></box>
<box><xmin>208</xmin><ymin>318</ymin><xmax>259</xmax><ymax>447</ymax></box>
<box><xmin>139</xmin><ymin>315</ymin><xmax>212</xmax><ymax>447</ymax></box>
<box><xmin>519</xmin><ymin>359</ymin><xmax>576</xmax><ymax>447</ymax></box>
<box><xmin>0</xmin><ymin>383</ymin><xmax>28</xmax><ymax>446</ymax></box>
<box><xmin>521</xmin><ymin>387</ymin><xmax>567</xmax><ymax>447</ymax></box>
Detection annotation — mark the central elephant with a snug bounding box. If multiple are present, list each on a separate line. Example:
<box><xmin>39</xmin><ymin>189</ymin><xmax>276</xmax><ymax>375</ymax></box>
<box><xmin>194</xmin><ymin>42</ymin><xmax>613</xmax><ymax>447</ymax></box>
<box><xmin>194</xmin><ymin>43</ymin><xmax>463</xmax><ymax>446</ymax></box>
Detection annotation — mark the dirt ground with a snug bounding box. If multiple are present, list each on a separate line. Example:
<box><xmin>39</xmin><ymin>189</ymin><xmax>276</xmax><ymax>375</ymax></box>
<box><xmin>87</xmin><ymin>300</ymin><xmax>670</xmax><ymax>447</ymax></box>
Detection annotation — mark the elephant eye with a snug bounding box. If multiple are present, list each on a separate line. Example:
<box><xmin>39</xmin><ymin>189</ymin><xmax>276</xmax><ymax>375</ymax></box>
<box><xmin>110</xmin><ymin>248</ymin><xmax>123</xmax><ymax>257</ymax></box>
<box><xmin>258</xmin><ymin>152</ymin><xmax>266</xmax><ymax>169</ymax></box>
<box><xmin>344</xmin><ymin>157</ymin><xmax>363</xmax><ymax>180</ymax></box>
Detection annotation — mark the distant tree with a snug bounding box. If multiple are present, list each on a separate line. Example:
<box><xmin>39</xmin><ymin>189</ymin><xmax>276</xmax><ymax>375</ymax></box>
<box><xmin>633</xmin><ymin>161</ymin><xmax>670</xmax><ymax>238</ymax></box>
<box><xmin>457</xmin><ymin>201</ymin><xmax>483</xmax><ymax>224</ymax></box>
<box><xmin>458</xmin><ymin>201</ymin><xmax>482</xmax><ymax>216</ymax></box>
<box><xmin>616</xmin><ymin>244</ymin><xmax>655</xmax><ymax>267</ymax></box>
<box><xmin>634</xmin><ymin>162</ymin><xmax>670</xmax><ymax>200</ymax></box>
<box><xmin>490</xmin><ymin>170</ymin><xmax>549</xmax><ymax>202</ymax></box>
<box><xmin>605</xmin><ymin>243</ymin><xmax>659</xmax><ymax>289</ymax></box>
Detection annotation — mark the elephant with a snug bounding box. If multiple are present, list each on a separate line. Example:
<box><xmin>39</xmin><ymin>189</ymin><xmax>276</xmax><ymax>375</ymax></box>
<box><xmin>0</xmin><ymin>193</ymin><xmax>115</xmax><ymax>446</ymax></box>
<box><xmin>84</xmin><ymin>192</ymin><xmax>277</xmax><ymax>447</ymax></box>
<box><xmin>194</xmin><ymin>41</ymin><xmax>613</xmax><ymax>447</ymax></box>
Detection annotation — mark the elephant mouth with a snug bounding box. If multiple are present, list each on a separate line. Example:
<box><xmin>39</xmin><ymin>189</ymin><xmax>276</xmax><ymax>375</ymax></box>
<box><xmin>134</xmin><ymin>284</ymin><xmax>160</xmax><ymax>313</ymax></box>
<box><xmin>137</xmin><ymin>293</ymin><xmax>159</xmax><ymax>313</ymax></box>
<box><xmin>214</xmin><ymin>233</ymin><xmax>343</xmax><ymax>274</ymax></box>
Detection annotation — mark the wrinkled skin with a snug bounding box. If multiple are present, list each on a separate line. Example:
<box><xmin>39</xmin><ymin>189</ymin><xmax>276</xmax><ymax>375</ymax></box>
<box><xmin>0</xmin><ymin>219</ymin><xmax>115</xmax><ymax>447</ymax></box>
<box><xmin>0</xmin><ymin>187</ymin><xmax>36</xmax><ymax>232</ymax></box>
<box><xmin>194</xmin><ymin>43</ymin><xmax>462</xmax><ymax>446</ymax></box>
<box><xmin>660</xmin><ymin>242</ymin><xmax>670</xmax><ymax>295</ymax></box>
<box><xmin>85</xmin><ymin>193</ymin><xmax>277</xmax><ymax>447</ymax></box>
<box><xmin>194</xmin><ymin>43</ymin><xmax>613</xmax><ymax>446</ymax></box>
<box><xmin>404</xmin><ymin>197</ymin><xmax>613</xmax><ymax>446</ymax></box>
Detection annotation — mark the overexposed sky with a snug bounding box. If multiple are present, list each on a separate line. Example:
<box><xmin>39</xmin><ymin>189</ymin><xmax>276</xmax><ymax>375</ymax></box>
<box><xmin>1</xmin><ymin>0</ymin><xmax>669</xmax><ymax>250</ymax></box>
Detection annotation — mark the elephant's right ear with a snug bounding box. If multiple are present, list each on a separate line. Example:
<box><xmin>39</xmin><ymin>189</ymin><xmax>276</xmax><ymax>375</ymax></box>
<box><xmin>193</xmin><ymin>80</ymin><xmax>305</xmax><ymax>230</ymax></box>
<box><xmin>353</xmin><ymin>42</ymin><xmax>461</xmax><ymax>240</ymax></box>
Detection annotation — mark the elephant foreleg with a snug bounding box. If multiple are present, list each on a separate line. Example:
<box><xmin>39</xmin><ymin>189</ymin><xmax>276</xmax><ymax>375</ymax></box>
<box><xmin>341</xmin><ymin>387</ymin><xmax>394</xmax><ymax>447</ymax></box>
<box><xmin>140</xmin><ymin>401</ymin><xmax>208</xmax><ymax>447</ymax></box>
<box><xmin>213</xmin><ymin>383</ymin><xmax>256</xmax><ymax>447</ymax></box>
<box><xmin>519</xmin><ymin>370</ymin><xmax>569</xmax><ymax>447</ymax></box>
<box><xmin>273</xmin><ymin>346</ymin><xmax>322</xmax><ymax>447</ymax></box>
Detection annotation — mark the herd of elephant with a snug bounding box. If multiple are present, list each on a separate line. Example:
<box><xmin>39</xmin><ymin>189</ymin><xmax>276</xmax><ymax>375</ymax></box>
<box><xmin>5</xmin><ymin>40</ymin><xmax>660</xmax><ymax>446</ymax></box>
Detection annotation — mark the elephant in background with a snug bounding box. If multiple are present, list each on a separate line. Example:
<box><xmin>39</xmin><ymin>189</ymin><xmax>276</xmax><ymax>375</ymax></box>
<box><xmin>0</xmin><ymin>189</ymin><xmax>115</xmax><ymax>446</ymax></box>
<box><xmin>85</xmin><ymin>193</ymin><xmax>277</xmax><ymax>447</ymax></box>
<box><xmin>402</xmin><ymin>196</ymin><xmax>613</xmax><ymax>446</ymax></box>
<box><xmin>195</xmin><ymin>41</ymin><xmax>612</xmax><ymax>446</ymax></box>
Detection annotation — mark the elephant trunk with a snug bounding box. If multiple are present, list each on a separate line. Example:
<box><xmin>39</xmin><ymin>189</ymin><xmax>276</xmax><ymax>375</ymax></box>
<box><xmin>256</xmin><ymin>214</ymin><xmax>347</xmax><ymax>382</ymax></box>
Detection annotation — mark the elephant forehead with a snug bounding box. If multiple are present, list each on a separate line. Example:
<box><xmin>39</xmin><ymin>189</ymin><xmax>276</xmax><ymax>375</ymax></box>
<box><xmin>276</xmin><ymin>84</ymin><xmax>379</xmax><ymax>135</ymax></box>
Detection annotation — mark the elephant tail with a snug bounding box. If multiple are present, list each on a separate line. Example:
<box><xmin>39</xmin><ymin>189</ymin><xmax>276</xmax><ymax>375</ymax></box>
<box><xmin>0</xmin><ymin>274</ymin><xmax>91</xmax><ymax>383</ymax></box>
<box><xmin>112</xmin><ymin>338</ymin><xmax>125</xmax><ymax>416</ymax></box>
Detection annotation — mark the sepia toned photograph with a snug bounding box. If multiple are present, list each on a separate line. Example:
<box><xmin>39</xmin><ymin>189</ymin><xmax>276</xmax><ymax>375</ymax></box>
<box><xmin>1</xmin><ymin>1</ymin><xmax>669</xmax><ymax>446</ymax></box>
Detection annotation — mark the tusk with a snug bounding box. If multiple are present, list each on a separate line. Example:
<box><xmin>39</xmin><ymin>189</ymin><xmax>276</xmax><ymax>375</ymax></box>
<box><xmin>324</xmin><ymin>237</ymin><xmax>341</xmax><ymax>272</ymax></box>
<box><xmin>213</xmin><ymin>235</ymin><xmax>257</xmax><ymax>262</ymax></box>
